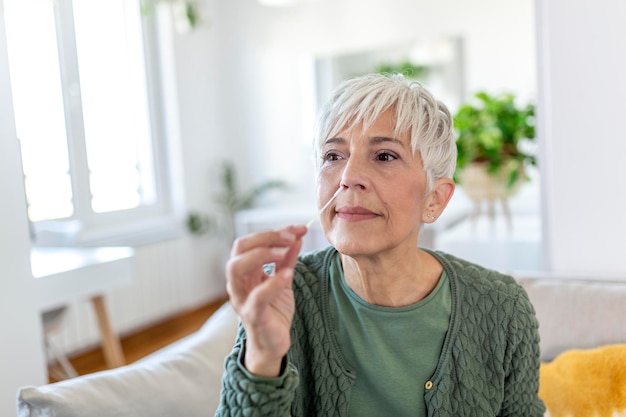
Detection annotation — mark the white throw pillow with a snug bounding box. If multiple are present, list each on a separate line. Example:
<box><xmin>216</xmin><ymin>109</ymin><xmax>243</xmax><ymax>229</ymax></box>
<box><xmin>17</xmin><ymin>302</ymin><xmax>239</xmax><ymax>417</ymax></box>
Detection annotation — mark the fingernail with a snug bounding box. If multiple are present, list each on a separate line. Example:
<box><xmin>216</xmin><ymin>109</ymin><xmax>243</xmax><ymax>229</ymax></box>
<box><xmin>280</xmin><ymin>231</ymin><xmax>296</xmax><ymax>242</ymax></box>
<box><xmin>271</xmin><ymin>247</ymin><xmax>289</xmax><ymax>257</ymax></box>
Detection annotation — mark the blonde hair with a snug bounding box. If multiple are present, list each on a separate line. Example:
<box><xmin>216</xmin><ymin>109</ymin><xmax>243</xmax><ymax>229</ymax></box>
<box><xmin>313</xmin><ymin>73</ymin><xmax>457</xmax><ymax>190</ymax></box>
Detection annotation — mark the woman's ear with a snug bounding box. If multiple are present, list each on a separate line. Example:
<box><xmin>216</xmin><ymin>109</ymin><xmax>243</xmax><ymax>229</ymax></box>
<box><xmin>422</xmin><ymin>178</ymin><xmax>455</xmax><ymax>223</ymax></box>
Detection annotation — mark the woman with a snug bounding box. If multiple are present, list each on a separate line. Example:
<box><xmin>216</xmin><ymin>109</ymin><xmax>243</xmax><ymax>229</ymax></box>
<box><xmin>216</xmin><ymin>74</ymin><xmax>545</xmax><ymax>416</ymax></box>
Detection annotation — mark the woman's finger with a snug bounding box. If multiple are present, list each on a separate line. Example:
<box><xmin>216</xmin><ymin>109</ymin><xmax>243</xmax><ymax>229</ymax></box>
<box><xmin>227</xmin><ymin>246</ymin><xmax>289</xmax><ymax>283</ymax></box>
<box><xmin>226</xmin><ymin>225</ymin><xmax>307</xmax><ymax>309</ymax></box>
<box><xmin>231</xmin><ymin>225</ymin><xmax>307</xmax><ymax>257</ymax></box>
<box><xmin>243</xmin><ymin>267</ymin><xmax>294</xmax><ymax>315</ymax></box>
<box><xmin>274</xmin><ymin>235</ymin><xmax>304</xmax><ymax>274</ymax></box>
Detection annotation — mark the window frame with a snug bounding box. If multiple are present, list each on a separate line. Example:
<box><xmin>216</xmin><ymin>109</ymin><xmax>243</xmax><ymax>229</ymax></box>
<box><xmin>22</xmin><ymin>0</ymin><xmax>182</xmax><ymax>248</ymax></box>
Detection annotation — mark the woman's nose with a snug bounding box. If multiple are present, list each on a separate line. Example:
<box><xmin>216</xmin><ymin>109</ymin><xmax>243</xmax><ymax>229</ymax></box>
<box><xmin>340</xmin><ymin>156</ymin><xmax>370</xmax><ymax>190</ymax></box>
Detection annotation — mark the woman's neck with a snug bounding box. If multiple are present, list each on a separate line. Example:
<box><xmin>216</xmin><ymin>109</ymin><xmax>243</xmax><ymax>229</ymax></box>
<box><xmin>340</xmin><ymin>248</ymin><xmax>443</xmax><ymax>307</ymax></box>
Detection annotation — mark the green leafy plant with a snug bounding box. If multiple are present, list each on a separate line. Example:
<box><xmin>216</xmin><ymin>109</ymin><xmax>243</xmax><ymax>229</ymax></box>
<box><xmin>454</xmin><ymin>91</ymin><xmax>536</xmax><ymax>188</ymax></box>
<box><xmin>140</xmin><ymin>0</ymin><xmax>201</xmax><ymax>30</ymax></box>
<box><xmin>373</xmin><ymin>60</ymin><xmax>429</xmax><ymax>80</ymax></box>
<box><xmin>186</xmin><ymin>161</ymin><xmax>290</xmax><ymax>240</ymax></box>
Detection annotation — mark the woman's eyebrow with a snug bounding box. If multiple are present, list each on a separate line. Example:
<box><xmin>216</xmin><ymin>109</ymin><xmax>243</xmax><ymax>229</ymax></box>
<box><xmin>371</xmin><ymin>136</ymin><xmax>400</xmax><ymax>144</ymax></box>
<box><xmin>371</xmin><ymin>136</ymin><xmax>407</xmax><ymax>148</ymax></box>
<box><xmin>323</xmin><ymin>136</ymin><xmax>407</xmax><ymax>149</ymax></box>
<box><xmin>323</xmin><ymin>137</ymin><xmax>346</xmax><ymax>146</ymax></box>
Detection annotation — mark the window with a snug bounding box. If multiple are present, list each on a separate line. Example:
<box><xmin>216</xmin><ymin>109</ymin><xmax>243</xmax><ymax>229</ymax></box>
<box><xmin>4</xmin><ymin>0</ymin><xmax>177</xmax><ymax>246</ymax></box>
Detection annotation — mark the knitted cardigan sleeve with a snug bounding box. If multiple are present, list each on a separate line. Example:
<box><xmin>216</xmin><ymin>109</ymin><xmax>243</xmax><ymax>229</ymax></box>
<box><xmin>499</xmin><ymin>287</ymin><xmax>545</xmax><ymax>417</ymax></box>
<box><xmin>214</xmin><ymin>324</ymin><xmax>300</xmax><ymax>417</ymax></box>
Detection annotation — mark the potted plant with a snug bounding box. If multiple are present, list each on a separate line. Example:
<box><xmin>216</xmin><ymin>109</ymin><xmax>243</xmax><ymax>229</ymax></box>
<box><xmin>140</xmin><ymin>0</ymin><xmax>202</xmax><ymax>32</ymax></box>
<box><xmin>373</xmin><ymin>60</ymin><xmax>429</xmax><ymax>80</ymax></box>
<box><xmin>453</xmin><ymin>91</ymin><xmax>536</xmax><ymax>204</ymax></box>
<box><xmin>186</xmin><ymin>161</ymin><xmax>290</xmax><ymax>242</ymax></box>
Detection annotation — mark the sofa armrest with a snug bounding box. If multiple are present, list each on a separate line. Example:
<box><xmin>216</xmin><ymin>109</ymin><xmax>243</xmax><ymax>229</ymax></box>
<box><xmin>17</xmin><ymin>302</ymin><xmax>239</xmax><ymax>417</ymax></box>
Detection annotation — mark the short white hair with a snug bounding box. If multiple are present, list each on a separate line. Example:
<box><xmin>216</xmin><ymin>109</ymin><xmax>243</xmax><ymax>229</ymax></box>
<box><xmin>313</xmin><ymin>73</ymin><xmax>457</xmax><ymax>190</ymax></box>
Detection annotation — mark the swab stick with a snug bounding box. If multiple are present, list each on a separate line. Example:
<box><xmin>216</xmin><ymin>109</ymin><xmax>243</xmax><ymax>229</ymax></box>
<box><xmin>306</xmin><ymin>187</ymin><xmax>342</xmax><ymax>228</ymax></box>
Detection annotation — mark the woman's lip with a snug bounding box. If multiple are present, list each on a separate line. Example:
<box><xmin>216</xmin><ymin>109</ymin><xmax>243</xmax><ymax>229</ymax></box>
<box><xmin>335</xmin><ymin>206</ymin><xmax>378</xmax><ymax>221</ymax></box>
<box><xmin>336</xmin><ymin>206</ymin><xmax>376</xmax><ymax>215</ymax></box>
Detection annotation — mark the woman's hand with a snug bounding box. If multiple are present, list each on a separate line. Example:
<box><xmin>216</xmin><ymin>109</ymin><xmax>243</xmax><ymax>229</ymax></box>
<box><xmin>226</xmin><ymin>225</ymin><xmax>307</xmax><ymax>377</ymax></box>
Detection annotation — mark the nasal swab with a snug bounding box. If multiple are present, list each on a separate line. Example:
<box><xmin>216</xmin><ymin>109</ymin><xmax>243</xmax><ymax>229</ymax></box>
<box><xmin>306</xmin><ymin>187</ymin><xmax>342</xmax><ymax>228</ymax></box>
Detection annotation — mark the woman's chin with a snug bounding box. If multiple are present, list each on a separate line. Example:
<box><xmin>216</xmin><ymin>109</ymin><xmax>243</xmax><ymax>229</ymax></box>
<box><xmin>328</xmin><ymin>235</ymin><xmax>377</xmax><ymax>257</ymax></box>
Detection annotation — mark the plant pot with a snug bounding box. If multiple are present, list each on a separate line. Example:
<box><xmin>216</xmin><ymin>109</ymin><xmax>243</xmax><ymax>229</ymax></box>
<box><xmin>457</xmin><ymin>161</ymin><xmax>525</xmax><ymax>203</ymax></box>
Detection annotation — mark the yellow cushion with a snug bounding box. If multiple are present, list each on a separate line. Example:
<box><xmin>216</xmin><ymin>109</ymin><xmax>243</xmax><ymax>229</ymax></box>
<box><xmin>539</xmin><ymin>344</ymin><xmax>626</xmax><ymax>417</ymax></box>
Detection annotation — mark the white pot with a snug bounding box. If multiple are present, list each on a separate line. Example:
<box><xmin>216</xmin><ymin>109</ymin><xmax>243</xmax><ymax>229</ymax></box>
<box><xmin>457</xmin><ymin>162</ymin><xmax>525</xmax><ymax>202</ymax></box>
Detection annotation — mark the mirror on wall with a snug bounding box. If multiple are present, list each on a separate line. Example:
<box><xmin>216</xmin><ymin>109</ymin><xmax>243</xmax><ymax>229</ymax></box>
<box><xmin>312</xmin><ymin>36</ymin><xmax>465</xmax><ymax>114</ymax></box>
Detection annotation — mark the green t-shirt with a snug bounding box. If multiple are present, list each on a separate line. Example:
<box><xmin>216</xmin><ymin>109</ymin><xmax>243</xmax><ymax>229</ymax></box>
<box><xmin>328</xmin><ymin>253</ymin><xmax>451</xmax><ymax>417</ymax></box>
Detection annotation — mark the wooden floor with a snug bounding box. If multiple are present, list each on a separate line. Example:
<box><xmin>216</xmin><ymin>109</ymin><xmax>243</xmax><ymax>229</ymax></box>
<box><xmin>49</xmin><ymin>297</ymin><xmax>228</xmax><ymax>383</ymax></box>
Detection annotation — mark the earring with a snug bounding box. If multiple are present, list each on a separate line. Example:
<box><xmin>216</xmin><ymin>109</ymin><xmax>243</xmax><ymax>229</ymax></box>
<box><xmin>426</xmin><ymin>213</ymin><xmax>436</xmax><ymax>220</ymax></box>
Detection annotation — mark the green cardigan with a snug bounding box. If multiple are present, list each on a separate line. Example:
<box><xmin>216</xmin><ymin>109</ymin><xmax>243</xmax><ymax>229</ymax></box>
<box><xmin>215</xmin><ymin>247</ymin><xmax>546</xmax><ymax>417</ymax></box>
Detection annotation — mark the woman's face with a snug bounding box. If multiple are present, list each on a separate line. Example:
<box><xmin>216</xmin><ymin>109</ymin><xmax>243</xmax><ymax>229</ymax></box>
<box><xmin>316</xmin><ymin>108</ymin><xmax>432</xmax><ymax>258</ymax></box>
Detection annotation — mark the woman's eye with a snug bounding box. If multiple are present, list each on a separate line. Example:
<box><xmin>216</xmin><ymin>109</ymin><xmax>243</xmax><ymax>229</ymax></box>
<box><xmin>376</xmin><ymin>152</ymin><xmax>397</xmax><ymax>162</ymax></box>
<box><xmin>323</xmin><ymin>152</ymin><xmax>341</xmax><ymax>162</ymax></box>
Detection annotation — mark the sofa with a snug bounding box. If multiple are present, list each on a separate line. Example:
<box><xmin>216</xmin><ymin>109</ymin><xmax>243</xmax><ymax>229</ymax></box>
<box><xmin>16</xmin><ymin>274</ymin><xmax>626</xmax><ymax>417</ymax></box>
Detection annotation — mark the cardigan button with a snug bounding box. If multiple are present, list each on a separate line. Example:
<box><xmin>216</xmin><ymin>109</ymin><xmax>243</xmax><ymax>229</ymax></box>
<box><xmin>425</xmin><ymin>380</ymin><xmax>433</xmax><ymax>390</ymax></box>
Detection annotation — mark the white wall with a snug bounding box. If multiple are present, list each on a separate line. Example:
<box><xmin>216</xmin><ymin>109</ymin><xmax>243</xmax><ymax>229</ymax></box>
<box><xmin>536</xmin><ymin>0</ymin><xmax>626</xmax><ymax>275</ymax></box>
<box><xmin>0</xmin><ymin>8</ymin><xmax>48</xmax><ymax>415</ymax></box>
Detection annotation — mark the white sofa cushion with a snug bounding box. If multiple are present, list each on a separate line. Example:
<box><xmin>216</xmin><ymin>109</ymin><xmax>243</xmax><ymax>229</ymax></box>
<box><xmin>516</xmin><ymin>276</ymin><xmax>626</xmax><ymax>360</ymax></box>
<box><xmin>17</xmin><ymin>302</ymin><xmax>239</xmax><ymax>417</ymax></box>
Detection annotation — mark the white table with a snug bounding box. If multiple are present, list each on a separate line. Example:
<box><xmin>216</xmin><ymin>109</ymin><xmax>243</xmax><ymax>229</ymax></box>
<box><xmin>31</xmin><ymin>246</ymin><xmax>134</xmax><ymax>368</ymax></box>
